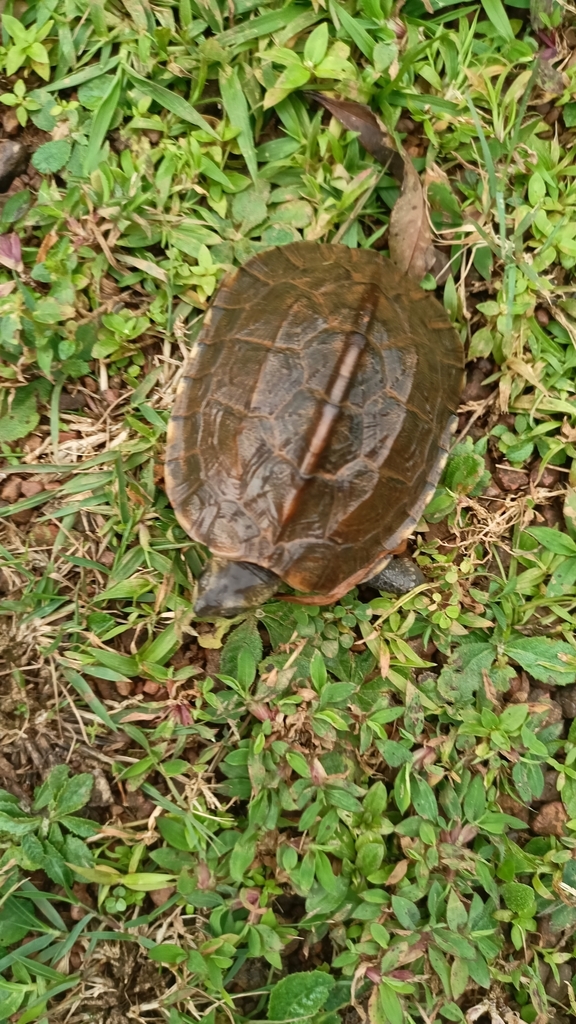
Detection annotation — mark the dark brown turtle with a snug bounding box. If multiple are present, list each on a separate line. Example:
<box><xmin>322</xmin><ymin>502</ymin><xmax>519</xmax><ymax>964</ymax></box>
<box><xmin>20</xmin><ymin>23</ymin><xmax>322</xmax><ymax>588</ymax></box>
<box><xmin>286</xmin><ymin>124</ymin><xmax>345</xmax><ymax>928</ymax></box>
<box><xmin>165</xmin><ymin>242</ymin><xmax>464</xmax><ymax>617</ymax></box>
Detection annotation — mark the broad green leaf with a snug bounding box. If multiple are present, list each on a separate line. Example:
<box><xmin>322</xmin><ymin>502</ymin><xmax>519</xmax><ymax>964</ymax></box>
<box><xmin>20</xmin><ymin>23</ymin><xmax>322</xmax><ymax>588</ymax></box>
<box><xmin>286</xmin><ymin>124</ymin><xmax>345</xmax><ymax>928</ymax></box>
<box><xmin>54</xmin><ymin>774</ymin><xmax>94</xmax><ymax>816</ymax></box>
<box><xmin>0</xmin><ymin>379</ymin><xmax>50</xmax><ymax>442</ymax></box>
<box><xmin>268</xmin><ymin>970</ymin><xmax>335</xmax><ymax>1020</ymax></box>
<box><xmin>501</xmin><ymin>882</ymin><xmax>536</xmax><ymax>915</ymax></box>
<box><xmin>230</xmin><ymin>835</ymin><xmax>257</xmax><ymax>882</ymax></box>
<box><xmin>450</xmin><ymin>958</ymin><xmax>468</xmax><ymax>1000</ymax></box>
<box><xmin>433</xmin><ymin>928</ymin><xmax>476</xmax><ymax>959</ymax></box>
<box><xmin>148</xmin><ymin>944</ymin><xmax>187</xmax><ymax>964</ymax></box>
<box><xmin>357</xmin><ymin>842</ymin><xmax>384</xmax><ymax>876</ymax></box>
<box><xmin>505</xmin><ymin>635</ymin><xmax>576</xmax><ymax>685</ymax></box>
<box><xmin>304</xmin><ymin>22</ymin><xmax>329</xmax><ymax>65</ymax></box>
<box><xmin>391</xmin><ymin>895</ymin><xmax>419</xmax><ymax>929</ymax></box>
<box><xmin>31</xmin><ymin>139</ymin><xmax>72</xmax><ymax>174</ymax></box>
<box><xmin>527</xmin><ymin>526</ymin><xmax>576</xmax><ymax>556</ymax></box>
<box><xmin>499</xmin><ymin>703</ymin><xmax>528</xmax><ymax>732</ymax></box>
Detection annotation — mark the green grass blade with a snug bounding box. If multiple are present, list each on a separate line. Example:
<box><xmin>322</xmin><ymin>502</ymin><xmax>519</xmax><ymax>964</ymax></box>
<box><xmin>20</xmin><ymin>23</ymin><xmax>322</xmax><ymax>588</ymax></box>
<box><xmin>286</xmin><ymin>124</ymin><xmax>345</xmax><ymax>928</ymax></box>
<box><xmin>219</xmin><ymin>66</ymin><xmax>258</xmax><ymax>182</ymax></box>
<box><xmin>480</xmin><ymin>0</ymin><xmax>514</xmax><ymax>40</ymax></box>
<box><xmin>84</xmin><ymin>71</ymin><xmax>123</xmax><ymax>174</ymax></box>
<box><xmin>62</xmin><ymin>668</ymin><xmax>119</xmax><ymax>732</ymax></box>
<box><xmin>125</xmin><ymin>67</ymin><xmax>220</xmax><ymax>138</ymax></box>
<box><xmin>44</xmin><ymin>56</ymin><xmax>121</xmax><ymax>91</ymax></box>
<box><xmin>330</xmin><ymin>0</ymin><xmax>374</xmax><ymax>59</ymax></box>
<box><xmin>216</xmin><ymin>4</ymin><xmax>300</xmax><ymax>46</ymax></box>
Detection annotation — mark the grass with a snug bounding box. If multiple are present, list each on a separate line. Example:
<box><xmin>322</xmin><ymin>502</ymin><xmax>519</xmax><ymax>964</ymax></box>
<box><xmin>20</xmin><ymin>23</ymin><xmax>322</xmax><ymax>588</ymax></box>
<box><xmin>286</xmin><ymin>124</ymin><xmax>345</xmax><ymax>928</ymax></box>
<box><xmin>1</xmin><ymin>0</ymin><xmax>576</xmax><ymax>1021</ymax></box>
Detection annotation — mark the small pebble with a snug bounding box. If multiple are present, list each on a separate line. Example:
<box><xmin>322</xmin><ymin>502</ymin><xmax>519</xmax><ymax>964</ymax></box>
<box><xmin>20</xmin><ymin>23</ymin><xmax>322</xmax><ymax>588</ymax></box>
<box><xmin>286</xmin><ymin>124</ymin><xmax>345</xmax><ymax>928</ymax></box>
<box><xmin>557</xmin><ymin>684</ymin><xmax>576</xmax><ymax>718</ymax></box>
<box><xmin>532</xmin><ymin>801</ymin><xmax>568</xmax><ymax>837</ymax></box>
<box><xmin>0</xmin><ymin>477</ymin><xmax>22</xmax><ymax>502</ymax></box>
<box><xmin>0</xmin><ymin>140</ymin><xmax>28</xmax><ymax>192</ymax></box>
<box><xmin>498</xmin><ymin>794</ymin><xmax>529</xmax><ymax>823</ymax></box>
<box><xmin>1</xmin><ymin>109</ymin><xmax>19</xmax><ymax>136</ymax></box>
<box><xmin>495</xmin><ymin>466</ymin><xmax>529</xmax><ymax>491</ymax></box>
<box><xmin>20</xmin><ymin>479</ymin><xmax>44</xmax><ymax>498</ymax></box>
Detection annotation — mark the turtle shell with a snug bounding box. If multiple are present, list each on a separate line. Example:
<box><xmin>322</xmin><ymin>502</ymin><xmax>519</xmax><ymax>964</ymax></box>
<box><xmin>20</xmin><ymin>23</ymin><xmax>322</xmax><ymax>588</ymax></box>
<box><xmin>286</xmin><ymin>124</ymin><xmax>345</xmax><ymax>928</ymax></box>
<box><xmin>165</xmin><ymin>242</ymin><xmax>464</xmax><ymax>600</ymax></box>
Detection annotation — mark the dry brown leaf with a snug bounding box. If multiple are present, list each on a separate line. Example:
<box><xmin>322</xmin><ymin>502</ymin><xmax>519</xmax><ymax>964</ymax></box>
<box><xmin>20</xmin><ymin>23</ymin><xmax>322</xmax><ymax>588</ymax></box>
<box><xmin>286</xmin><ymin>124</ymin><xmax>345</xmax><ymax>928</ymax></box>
<box><xmin>309</xmin><ymin>92</ymin><xmax>405</xmax><ymax>183</ymax></box>
<box><xmin>423</xmin><ymin>162</ymin><xmax>452</xmax><ymax>189</ymax></box>
<box><xmin>561</xmin><ymin>419</ymin><xmax>576</xmax><ymax>443</ymax></box>
<box><xmin>116</xmin><ymin>253</ymin><xmax>169</xmax><ymax>283</ymax></box>
<box><xmin>506</xmin><ymin>356</ymin><xmax>549</xmax><ymax>395</ymax></box>
<box><xmin>36</xmin><ymin>230</ymin><xmax>58</xmax><ymax>264</ymax></box>
<box><xmin>385</xmin><ymin>858</ymin><xmax>409</xmax><ymax>885</ymax></box>
<box><xmin>482</xmin><ymin>668</ymin><xmax>499</xmax><ymax>706</ymax></box>
<box><xmin>389</xmin><ymin>157</ymin><xmax>436</xmax><ymax>281</ymax></box>
<box><xmin>379</xmin><ymin>640</ymin><xmax>390</xmax><ymax>680</ymax></box>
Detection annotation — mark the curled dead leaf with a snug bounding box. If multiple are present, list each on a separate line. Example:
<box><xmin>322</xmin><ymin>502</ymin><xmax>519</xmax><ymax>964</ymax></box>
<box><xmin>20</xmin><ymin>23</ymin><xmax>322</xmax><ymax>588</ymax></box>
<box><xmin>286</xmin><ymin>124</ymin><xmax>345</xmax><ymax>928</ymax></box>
<box><xmin>36</xmin><ymin>230</ymin><xmax>59</xmax><ymax>264</ymax></box>
<box><xmin>388</xmin><ymin>157</ymin><xmax>436</xmax><ymax>281</ymax></box>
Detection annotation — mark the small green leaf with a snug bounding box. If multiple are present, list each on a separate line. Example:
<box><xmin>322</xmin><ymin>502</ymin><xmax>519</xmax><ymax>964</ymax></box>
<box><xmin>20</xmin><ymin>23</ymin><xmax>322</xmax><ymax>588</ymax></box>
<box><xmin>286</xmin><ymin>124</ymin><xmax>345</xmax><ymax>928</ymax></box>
<box><xmin>149</xmin><ymin>943</ymin><xmax>187</xmax><ymax>964</ymax></box>
<box><xmin>378</xmin><ymin>981</ymin><xmax>404</xmax><ymax>1024</ymax></box>
<box><xmin>528</xmin><ymin>171</ymin><xmax>546</xmax><ymax>205</ymax></box>
<box><xmin>501</xmin><ymin>882</ymin><xmax>536</xmax><ymax>915</ymax></box>
<box><xmin>230</xmin><ymin>834</ymin><xmax>257</xmax><ymax>882</ymax></box>
<box><xmin>54</xmin><ymin>774</ymin><xmax>94</xmax><ymax>816</ymax></box>
<box><xmin>463</xmin><ymin>774</ymin><xmax>486</xmax><ymax>823</ymax></box>
<box><xmin>304</xmin><ymin>21</ymin><xmax>329</xmax><ymax>65</ymax></box>
<box><xmin>391</xmin><ymin>895</ymin><xmax>420</xmax><ymax>929</ymax></box>
<box><xmin>356</xmin><ymin>842</ymin><xmax>384</xmax><ymax>876</ymax></box>
<box><xmin>31</xmin><ymin>139</ymin><xmax>72</xmax><ymax>173</ymax></box>
<box><xmin>268</xmin><ymin>970</ymin><xmax>335</xmax><ymax>1020</ymax></box>
<box><xmin>411</xmin><ymin>777</ymin><xmax>438</xmax><ymax>821</ymax></box>
<box><xmin>446</xmin><ymin>889</ymin><xmax>468</xmax><ymax>932</ymax></box>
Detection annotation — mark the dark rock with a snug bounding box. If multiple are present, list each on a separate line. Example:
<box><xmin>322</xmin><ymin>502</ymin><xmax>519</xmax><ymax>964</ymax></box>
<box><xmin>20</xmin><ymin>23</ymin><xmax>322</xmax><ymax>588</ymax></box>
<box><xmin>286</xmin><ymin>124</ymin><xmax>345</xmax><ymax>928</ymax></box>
<box><xmin>538</xmin><ymin>769</ymin><xmax>560</xmax><ymax>804</ymax></box>
<box><xmin>498</xmin><ymin>793</ymin><xmax>530</xmax><ymax>823</ymax></box>
<box><xmin>545</xmin><ymin>962</ymin><xmax>573</xmax><ymax>1002</ymax></box>
<box><xmin>557</xmin><ymin>684</ymin><xmax>576</xmax><ymax>719</ymax></box>
<box><xmin>0</xmin><ymin>141</ymin><xmax>28</xmax><ymax>193</ymax></box>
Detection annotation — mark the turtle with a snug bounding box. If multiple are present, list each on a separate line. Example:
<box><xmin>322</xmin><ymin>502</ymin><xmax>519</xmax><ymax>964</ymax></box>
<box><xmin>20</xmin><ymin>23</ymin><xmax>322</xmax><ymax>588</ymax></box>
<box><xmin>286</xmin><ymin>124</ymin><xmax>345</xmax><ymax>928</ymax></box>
<box><xmin>165</xmin><ymin>241</ymin><xmax>464</xmax><ymax>618</ymax></box>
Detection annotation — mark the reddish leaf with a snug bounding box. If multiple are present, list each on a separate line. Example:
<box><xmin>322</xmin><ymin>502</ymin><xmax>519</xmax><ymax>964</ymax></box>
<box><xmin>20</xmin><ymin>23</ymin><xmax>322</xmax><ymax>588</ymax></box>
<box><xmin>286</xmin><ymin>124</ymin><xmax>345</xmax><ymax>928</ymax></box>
<box><xmin>309</xmin><ymin>92</ymin><xmax>404</xmax><ymax>182</ymax></box>
<box><xmin>0</xmin><ymin>232</ymin><xmax>22</xmax><ymax>272</ymax></box>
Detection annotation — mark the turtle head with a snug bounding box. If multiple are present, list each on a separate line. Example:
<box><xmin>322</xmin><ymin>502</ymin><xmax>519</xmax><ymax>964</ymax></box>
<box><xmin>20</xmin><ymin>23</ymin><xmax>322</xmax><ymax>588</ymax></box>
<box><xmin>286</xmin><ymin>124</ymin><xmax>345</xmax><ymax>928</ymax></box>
<box><xmin>364</xmin><ymin>556</ymin><xmax>425</xmax><ymax>596</ymax></box>
<box><xmin>194</xmin><ymin>558</ymin><xmax>280</xmax><ymax>618</ymax></box>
